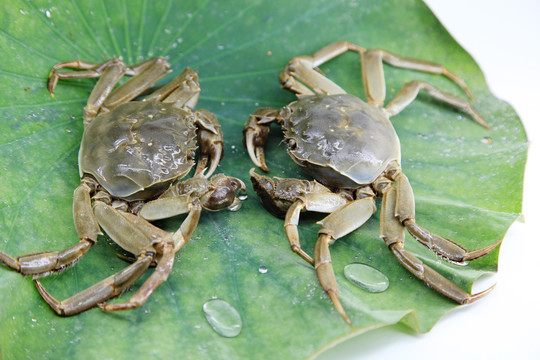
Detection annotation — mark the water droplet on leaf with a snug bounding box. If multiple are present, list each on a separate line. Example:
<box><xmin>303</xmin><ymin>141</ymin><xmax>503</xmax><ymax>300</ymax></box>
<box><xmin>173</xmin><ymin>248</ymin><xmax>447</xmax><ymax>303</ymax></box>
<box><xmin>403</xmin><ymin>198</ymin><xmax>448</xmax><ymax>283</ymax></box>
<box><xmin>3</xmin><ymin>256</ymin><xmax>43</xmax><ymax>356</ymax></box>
<box><xmin>344</xmin><ymin>263</ymin><xmax>389</xmax><ymax>293</ymax></box>
<box><xmin>203</xmin><ymin>299</ymin><xmax>242</xmax><ymax>338</ymax></box>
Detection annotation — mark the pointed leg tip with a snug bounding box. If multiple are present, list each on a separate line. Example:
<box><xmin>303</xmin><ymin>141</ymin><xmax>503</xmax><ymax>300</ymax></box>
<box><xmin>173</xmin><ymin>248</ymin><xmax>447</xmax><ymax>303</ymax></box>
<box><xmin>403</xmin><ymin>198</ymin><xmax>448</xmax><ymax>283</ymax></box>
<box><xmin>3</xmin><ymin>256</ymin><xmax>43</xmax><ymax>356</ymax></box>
<box><xmin>471</xmin><ymin>111</ymin><xmax>489</xmax><ymax>129</ymax></box>
<box><xmin>464</xmin><ymin>239</ymin><xmax>502</xmax><ymax>262</ymax></box>
<box><xmin>465</xmin><ymin>88</ymin><xmax>474</xmax><ymax>101</ymax></box>
<box><xmin>47</xmin><ymin>86</ymin><xmax>56</xmax><ymax>98</ymax></box>
<box><xmin>469</xmin><ymin>283</ymin><xmax>496</xmax><ymax>303</ymax></box>
<box><xmin>328</xmin><ymin>291</ymin><xmax>354</xmax><ymax>328</ymax></box>
<box><xmin>34</xmin><ymin>279</ymin><xmax>50</xmax><ymax>298</ymax></box>
<box><xmin>34</xmin><ymin>279</ymin><xmax>67</xmax><ymax>316</ymax></box>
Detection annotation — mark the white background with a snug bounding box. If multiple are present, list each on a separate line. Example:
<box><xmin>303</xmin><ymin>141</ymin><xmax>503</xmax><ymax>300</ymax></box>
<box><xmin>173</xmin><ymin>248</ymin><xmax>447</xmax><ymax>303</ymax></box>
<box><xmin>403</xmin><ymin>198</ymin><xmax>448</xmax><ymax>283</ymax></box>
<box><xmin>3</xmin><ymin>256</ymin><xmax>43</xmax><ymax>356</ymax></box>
<box><xmin>319</xmin><ymin>1</ymin><xmax>540</xmax><ymax>359</ymax></box>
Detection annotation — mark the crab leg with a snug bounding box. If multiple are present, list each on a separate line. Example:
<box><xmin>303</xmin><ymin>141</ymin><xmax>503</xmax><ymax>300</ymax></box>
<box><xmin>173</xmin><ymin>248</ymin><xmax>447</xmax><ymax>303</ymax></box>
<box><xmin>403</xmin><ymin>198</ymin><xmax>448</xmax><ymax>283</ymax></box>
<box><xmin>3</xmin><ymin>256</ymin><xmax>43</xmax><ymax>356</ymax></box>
<box><xmin>384</xmin><ymin>80</ymin><xmax>488</xmax><ymax>128</ymax></box>
<box><xmin>100</xmin><ymin>201</ymin><xmax>202</xmax><ymax>311</ymax></box>
<box><xmin>34</xmin><ymin>253</ymin><xmax>153</xmax><ymax>316</ymax></box>
<box><xmin>35</xmin><ymin>196</ymin><xmax>203</xmax><ymax>316</ymax></box>
<box><xmin>138</xmin><ymin>193</ymin><xmax>193</xmax><ymax>221</ymax></box>
<box><xmin>243</xmin><ymin>108</ymin><xmax>280</xmax><ymax>171</ymax></box>
<box><xmin>94</xmin><ymin>198</ymin><xmax>201</xmax><ymax>260</ymax></box>
<box><xmin>47</xmin><ymin>60</ymin><xmax>106</xmax><ymax>94</ymax></box>
<box><xmin>145</xmin><ymin>67</ymin><xmax>201</xmax><ymax>109</ymax></box>
<box><xmin>285</xmin><ymin>201</ymin><xmax>316</xmax><ymax>265</ymax></box>
<box><xmin>101</xmin><ymin>57</ymin><xmax>171</xmax><ymax>112</ymax></box>
<box><xmin>285</xmin><ymin>192</ymin><xmax>351</xmax><ymax>266</ymax></box>
<box><xmin>98</xmin><ymin>201</ymin><xmax>201</xmax><ymax>311</ymax></box>
<box><xmin>31</xmin><ymin>201</ymin><xmax>165</xmax><ymax>315</ymax></box>
<box><xmin>392</xmin><ymin>171</ymin><xmax>501</xmax><ymax>263</ymax></box>
<box><xmin>279</xmin><ymin>41</ymin><xmax>365</xmax><ymax>96</ymax></box>
<box><xmin>0</xmin><ymin>180</ymin><xmax>101</xmax><ymax>277</ymax></box>
<box><xmin>361</xmin><ymin>48</ymin><xmax>474</xmax><ymax>106</ymax></box>
<box><xmin>99</xmin><ymin>244</ymin><xmax>174</xmax><ymax>312</ymax></box>
<box><xmin>47</xmin><ymin>57</ymin><xmax>171</xmax><ymax>125</ymax></box>
<box><xmin>381</xmin><ymin>186</ymin><xmax>495</xmax><ymax>304</ymax></box>
<box><xmin>314</xmin><ymin>196</ymin><xmax>377</xmax><ymax>328</ymax></box>
<box><xmin>99</xmin><ymin>202</ymin><xmax>201</xmax><ymax>312</ymax></box>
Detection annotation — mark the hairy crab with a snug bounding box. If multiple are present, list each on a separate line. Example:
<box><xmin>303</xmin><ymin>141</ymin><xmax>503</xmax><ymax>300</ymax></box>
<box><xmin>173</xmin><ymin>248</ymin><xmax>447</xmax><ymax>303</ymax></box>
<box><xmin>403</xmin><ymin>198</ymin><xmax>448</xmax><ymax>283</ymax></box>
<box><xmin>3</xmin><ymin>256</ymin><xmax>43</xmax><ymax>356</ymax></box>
<box><xmin>244</xmin><ymin>41</ymin><xmax>500</xmax><ymax>326</ymax></box>
<box><xmin>0</xmin><ymin>57</ymin><xmax>245</xmax><ymax>316</ymax></box>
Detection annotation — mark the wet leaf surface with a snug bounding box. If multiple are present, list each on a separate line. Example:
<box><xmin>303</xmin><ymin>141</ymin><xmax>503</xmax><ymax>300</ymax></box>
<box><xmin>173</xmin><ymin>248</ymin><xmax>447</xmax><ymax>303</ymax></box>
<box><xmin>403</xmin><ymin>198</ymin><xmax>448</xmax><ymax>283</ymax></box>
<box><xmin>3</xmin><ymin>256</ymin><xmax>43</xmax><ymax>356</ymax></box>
<box><xmin>0</xmin><ymin>0</ymin><xmax>526</xmax><ymax>359</ymax></box>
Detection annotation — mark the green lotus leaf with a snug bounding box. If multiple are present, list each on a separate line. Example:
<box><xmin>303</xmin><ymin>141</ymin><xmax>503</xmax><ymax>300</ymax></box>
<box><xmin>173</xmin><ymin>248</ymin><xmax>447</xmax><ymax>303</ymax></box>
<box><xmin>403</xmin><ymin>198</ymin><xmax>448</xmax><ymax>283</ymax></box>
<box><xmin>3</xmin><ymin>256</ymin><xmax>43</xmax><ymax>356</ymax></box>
<box><xmin>0</xmin><ymin>0</ymin><xmax>526</xmax><ymax>359</ymax></box>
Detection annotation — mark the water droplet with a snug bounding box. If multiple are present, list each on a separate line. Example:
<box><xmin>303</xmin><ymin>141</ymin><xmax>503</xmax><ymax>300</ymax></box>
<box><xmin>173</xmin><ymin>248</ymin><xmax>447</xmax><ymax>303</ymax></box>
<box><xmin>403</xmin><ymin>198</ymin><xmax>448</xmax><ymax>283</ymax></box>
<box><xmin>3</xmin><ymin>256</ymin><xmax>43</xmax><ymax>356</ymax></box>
<box><xmin>344</xmin><ymin>263</ymin><xmax>389</xmax><ymax>293</ymax></box>
<box><xmin>203</xmin><ymin>299</ymin><xmax>242</xmax><ymax>338</ymax></box>
<box><xmin>481</xmin><ymin>136</ymin><xmax>493</xmax><ymax>145</ymax></box>
<box><xmin>258</xmin><ymin>266</ymin><xmax>268</xmax><ymax>274</ymax></box>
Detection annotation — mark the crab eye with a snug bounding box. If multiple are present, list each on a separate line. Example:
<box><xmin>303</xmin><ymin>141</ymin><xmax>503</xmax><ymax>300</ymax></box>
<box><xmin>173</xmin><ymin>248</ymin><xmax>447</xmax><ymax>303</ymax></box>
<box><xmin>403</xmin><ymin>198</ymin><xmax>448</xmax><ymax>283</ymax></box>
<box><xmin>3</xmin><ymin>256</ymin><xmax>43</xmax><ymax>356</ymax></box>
<box><xmin>186</xmin><ymin>149</ymin><xmax>196</xmax><ymax>161</ymax></box>
<box><xmin>287</xmin><ymin>138</ymin><xmax>297</xmax><ymax>150</ymax></box>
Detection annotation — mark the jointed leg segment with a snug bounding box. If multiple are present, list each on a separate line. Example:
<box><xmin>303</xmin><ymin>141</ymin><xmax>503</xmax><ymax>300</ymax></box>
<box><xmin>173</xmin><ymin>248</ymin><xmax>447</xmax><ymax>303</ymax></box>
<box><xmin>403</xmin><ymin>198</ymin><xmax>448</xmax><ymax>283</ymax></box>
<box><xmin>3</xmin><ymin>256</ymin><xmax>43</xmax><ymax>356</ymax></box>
<box><xmin>384</xmin><ymin>81</ymin><xmax>488</xmax><ymax>128</ymax></box>
<box><xmin>0</xmin><ymin>179</ymin><xmax>100</xmax><ymax>277</ymax></box>
<box><xmin>275</xmin><ymin>41</ymin><xmax>486</xmax><ymax>127</ymax></box>
<box><xmin>251</xmin><ymin>163</ymin><xmax>500</xmax><ymax>327</ymax></box>
<box><xmin>35</xmin><ymin>252</ymin><xmax>154</xmax><ymax>316</ymax></box>
<box><xmin>48</xmin><ymin>57</ymin><xmax>171</xmax><ymax>125</ymax></box>
<box><xmin>314</xmin><ymin>196</ymin><xmax>376</xmax><ymax>327</ymax></box>
<box><xmin>390</xmin><ymin>170</ymin><xmax>501</xmax><ymax>263</ymax></box>
<box><xmin>33</xmin><ymin>195</ymin><xmax>203</xmax><ymax>316</ymax></box>
<box><xmin>279</xmin><ymin>41</ymin><xmax>364</xmax><ymax>96</ymax></box>
<box><xmin>380</xmin><ymin>184</ymin><xmax>495</xmax><ymax>304</ymax></box>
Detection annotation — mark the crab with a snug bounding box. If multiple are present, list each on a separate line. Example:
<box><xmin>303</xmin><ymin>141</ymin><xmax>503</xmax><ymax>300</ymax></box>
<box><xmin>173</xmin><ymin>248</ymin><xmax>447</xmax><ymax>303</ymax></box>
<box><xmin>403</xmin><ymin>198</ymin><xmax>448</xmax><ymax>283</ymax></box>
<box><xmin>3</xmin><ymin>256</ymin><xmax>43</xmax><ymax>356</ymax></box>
<box><xmin>0</xmin><ymin>56</ymin><xmax>245</xmax><ymax>316</ymax></box>
<box><xmin>243</xmin><ymin>41</ymin><xmax>501</xmax><ymax>327</ymax></box>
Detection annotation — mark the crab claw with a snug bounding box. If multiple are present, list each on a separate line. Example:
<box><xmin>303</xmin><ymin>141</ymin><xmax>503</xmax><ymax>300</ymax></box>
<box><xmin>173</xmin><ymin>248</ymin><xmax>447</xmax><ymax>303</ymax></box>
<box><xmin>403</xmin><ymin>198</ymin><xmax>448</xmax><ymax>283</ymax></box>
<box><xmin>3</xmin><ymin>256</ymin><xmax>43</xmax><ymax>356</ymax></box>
<box><xmin>195</xmin><ymin>109</ymin><xmax>224</xmax><ymax>178</ymax></box>
<box><xmin>203</xmin><ymin>174</ymin><xmax>246</xmax><ymax>212</ymax></box>
<box><xmin>243</xmin><ymin>108</ymin><xmax>279</xmax><ymax>172</ymax></box>
<box><xmin>244</xmin><ymin>127</ymin><xmax>268</xmax><ymax>171</ymax></box>
<box><xmin>249</xmin><ymin>168</ymin><xmax>315</xmax><ymax>218</ymax></box>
